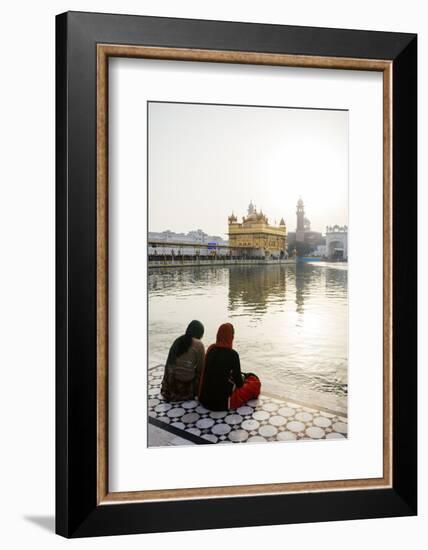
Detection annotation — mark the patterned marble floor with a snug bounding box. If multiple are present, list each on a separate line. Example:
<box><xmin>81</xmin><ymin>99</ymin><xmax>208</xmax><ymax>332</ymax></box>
<box><xmin>148</xmin><ymin>365</ymin><xmax>348</xmax><ymax>446</ymax></box>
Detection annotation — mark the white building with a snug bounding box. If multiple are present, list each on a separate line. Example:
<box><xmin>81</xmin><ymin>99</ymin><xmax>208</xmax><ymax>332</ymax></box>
<box><xmin>313</xmin><ymin>245</ymin><xmax>326</xmax><ymax>257</ymax></box>
<box><xmin>148</xmin><ymin>229</ymin><xmax>228</xmax><ymax>246</ymax></box>
<box><xmin>148</xmin><ymin>229</ymin><xmax>229</xmax><ymax>257</ymax></box>
<box><xmin>325</xmin><ymin>225</ymin><xmax>348</xmax><ymax>260</ymax></box>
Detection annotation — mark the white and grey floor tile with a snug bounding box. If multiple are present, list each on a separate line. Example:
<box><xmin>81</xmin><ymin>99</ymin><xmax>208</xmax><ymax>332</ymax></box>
<box><xmin>147</xmin><ymin>365</ymin><xmax>348</xmax><ymax>446</ymax></box>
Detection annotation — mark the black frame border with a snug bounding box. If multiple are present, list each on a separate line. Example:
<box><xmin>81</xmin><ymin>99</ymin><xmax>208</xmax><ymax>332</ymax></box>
<box><xmin>56</xmin><ymin>11</ymin><xmax>417</xmax><ymax>538</ymax></box>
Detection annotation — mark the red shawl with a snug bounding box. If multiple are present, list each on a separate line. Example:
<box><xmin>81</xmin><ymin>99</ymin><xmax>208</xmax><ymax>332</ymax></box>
<box><xmin>205</xmin><ymin>323</ymin><xmax>234</xmax><ymax>356</ymax></box>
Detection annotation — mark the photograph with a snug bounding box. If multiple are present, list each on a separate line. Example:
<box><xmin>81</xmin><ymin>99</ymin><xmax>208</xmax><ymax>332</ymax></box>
<box><xmin>147</xmin><ymin>101</ymin><xmax>349</xmax><ymax>446</ymax></box>
<box><xmin>0</xmin><ymin>1</ymin><xmax>420</xmax><ymax>544</ymax></box>
<box><xmin>51</xmin><ymin>6</ymin><xmax>417</xmax><ymax>540</ymax></box>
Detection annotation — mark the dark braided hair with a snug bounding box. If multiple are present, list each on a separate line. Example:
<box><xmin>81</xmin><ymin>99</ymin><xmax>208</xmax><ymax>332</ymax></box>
<box><xmin>174</xmin><ymin>320</ymin><xmax>204</xmax><ymax>359</ymax></box>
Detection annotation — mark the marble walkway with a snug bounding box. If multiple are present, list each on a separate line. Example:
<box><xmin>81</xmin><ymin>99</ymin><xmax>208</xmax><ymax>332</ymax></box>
<box><xmin>148</xmin><ymin>365</ymin><xmax>348</xmax><ymax>446</ymax></box>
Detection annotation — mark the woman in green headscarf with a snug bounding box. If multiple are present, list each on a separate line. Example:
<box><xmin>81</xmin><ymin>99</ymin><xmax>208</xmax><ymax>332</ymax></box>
<box><xmin>161</xmin><ymin>320</ymin><xmax>205</xmax><ymax>402</ymax></box>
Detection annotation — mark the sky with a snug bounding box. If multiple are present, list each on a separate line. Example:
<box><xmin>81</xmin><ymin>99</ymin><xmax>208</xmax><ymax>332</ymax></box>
<box><xmin>148</xmin><ymin>102</ymin><xmax>348</xmax><ymax>238</ymax></box>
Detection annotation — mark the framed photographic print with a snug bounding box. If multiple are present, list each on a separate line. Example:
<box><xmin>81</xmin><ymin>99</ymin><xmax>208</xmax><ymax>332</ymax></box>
<box><xmin>56</xmin><ymin>11</ymin><xmax>417</xmax><ymax>537</ymax></box>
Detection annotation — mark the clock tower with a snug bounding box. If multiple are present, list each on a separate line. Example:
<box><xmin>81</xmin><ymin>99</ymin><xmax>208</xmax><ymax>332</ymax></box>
<box><xmin>296</xmin><ymin>198</ymin><xmax>305</xmax><ymax>242</ymax></box>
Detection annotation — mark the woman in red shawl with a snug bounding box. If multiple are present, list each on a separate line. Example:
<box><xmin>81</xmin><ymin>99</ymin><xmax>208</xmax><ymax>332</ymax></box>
<box><xmin>198</xmin><ymin>323</ymin><xmax>261</xmax><ymax>411</ymax></box>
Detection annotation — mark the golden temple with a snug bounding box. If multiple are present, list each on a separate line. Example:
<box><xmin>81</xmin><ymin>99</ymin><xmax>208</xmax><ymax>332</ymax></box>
<box><xmin>228</xmin><ymin>202</ymin><xmax>287</xmax><ymax>258</ymax></box>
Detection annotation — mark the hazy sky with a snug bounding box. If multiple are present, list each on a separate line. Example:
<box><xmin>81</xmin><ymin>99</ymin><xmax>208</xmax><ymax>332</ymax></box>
<box><xmin>148</xmin><ymin>102</ymin><xmax>348</xmax><ymax>238</ymax></box>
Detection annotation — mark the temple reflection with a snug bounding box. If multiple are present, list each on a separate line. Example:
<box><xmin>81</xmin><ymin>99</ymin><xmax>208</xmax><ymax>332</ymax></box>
<box><xmin>148</xmin><ymin>262</ymin><xmax>348</xmax><ymax>400</ymax></box>
<box><xmin>294</xmin><ymin>262</ymin><xmax>347</xmax><ymax>313</ymax></box>
<box><xmin>228</xmin><ymin>264</ymin><xmax>287</xmax><ymax>316</ymax></box>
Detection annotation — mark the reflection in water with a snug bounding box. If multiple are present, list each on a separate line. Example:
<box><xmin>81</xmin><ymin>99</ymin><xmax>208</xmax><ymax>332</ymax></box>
<box><xmin>148</xmin><ymin>262</ymin><xmax>348</xmax><ymax>398</ymax></box>
<box><xmin>228</xmin><ymin>265</ymin><xmax>286</xmax><ymax>317</ymax></box>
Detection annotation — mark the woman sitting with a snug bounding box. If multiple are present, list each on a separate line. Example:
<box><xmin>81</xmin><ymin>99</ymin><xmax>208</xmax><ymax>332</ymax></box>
<box><xmin>198</xmin><ymin>323</ymin><xmax>261</xmax><ymax>411</ymax></box>
<box><xmin>161</xmin><ymin>320</ymin><xmax>205</xmax><ymax>402</ymax></box>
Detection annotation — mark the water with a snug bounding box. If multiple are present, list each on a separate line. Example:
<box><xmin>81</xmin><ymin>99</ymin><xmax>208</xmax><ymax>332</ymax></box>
<box><xmin>148</xmin><ymin>262</ymin><xmax>347</xmax><ymax>403</ymax></box>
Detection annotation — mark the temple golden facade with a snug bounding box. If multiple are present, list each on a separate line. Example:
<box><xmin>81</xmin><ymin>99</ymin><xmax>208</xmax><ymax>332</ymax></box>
<box><xmin>228</xmin><ymin>202</ymin><xmax>287</xmax><ymax>258</ymax></box>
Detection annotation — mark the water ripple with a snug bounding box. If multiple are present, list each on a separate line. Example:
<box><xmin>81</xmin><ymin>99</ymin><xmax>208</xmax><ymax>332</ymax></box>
<box><xmin>149</xmin><ymin>263</ymin><xmax>348</xmax><ymax>397</ymax></box>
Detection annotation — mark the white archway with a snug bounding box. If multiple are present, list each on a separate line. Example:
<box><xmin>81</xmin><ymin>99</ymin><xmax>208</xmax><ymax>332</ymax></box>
<box><xmin>327</xmin><ymin>239</ymin><xmax>344</xmax><ymax>259</ymax></box>
<box><xmin>325</xmin><ymin>227</ymin><xmax>348</xmax><ymax>260</ymax></box>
